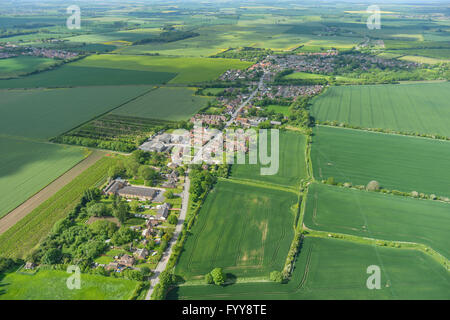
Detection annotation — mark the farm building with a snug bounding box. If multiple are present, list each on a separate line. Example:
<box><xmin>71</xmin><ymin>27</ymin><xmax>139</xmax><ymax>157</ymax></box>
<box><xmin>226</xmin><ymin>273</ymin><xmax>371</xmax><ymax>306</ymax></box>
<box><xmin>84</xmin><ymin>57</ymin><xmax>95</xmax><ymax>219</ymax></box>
<box><xmin>103</xmin><ymin>179</ymin><xmax>159</xmax><ymax>201</ymax></box>
<box><xmin>156</xmin><ymin>203</ymin><xmax>171</xmax><ymax>220</ymax></box>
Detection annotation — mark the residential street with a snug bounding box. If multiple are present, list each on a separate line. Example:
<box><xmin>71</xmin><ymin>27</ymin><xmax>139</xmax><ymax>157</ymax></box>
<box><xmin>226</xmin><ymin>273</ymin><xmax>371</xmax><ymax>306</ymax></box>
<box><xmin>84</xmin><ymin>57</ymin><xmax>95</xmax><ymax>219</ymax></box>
<box><xmin>145</xmin><ymin>172</ymin><xmax>190</xmax><ymax>300</ymax></box>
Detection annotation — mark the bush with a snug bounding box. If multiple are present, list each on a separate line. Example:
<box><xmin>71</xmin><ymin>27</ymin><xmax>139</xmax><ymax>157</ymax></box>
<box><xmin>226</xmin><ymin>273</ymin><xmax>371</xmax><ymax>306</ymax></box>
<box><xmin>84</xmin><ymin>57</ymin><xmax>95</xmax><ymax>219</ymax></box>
<box><xmin>167</xmin><ymin>213</ymin><xmax>178</xmax><ymax>225</ymax></box>
<box><xmin>366</xmin><ymin>180</ymin><xmax>380</xmax><ymax>191</ymax></box>
<box><xmin>210</xmin><ymin>268</ymin><xmax>225</xmax><ymax>286</ymax></box>
<box><xmin>269</xmin><ymin>270</ymin><xmax>283</xmax><ymax>283</ymax></box>
<box><xmin>205</xmin><ymin>273</ymin><xmax>214</xmax><ymax>284</ymax></box>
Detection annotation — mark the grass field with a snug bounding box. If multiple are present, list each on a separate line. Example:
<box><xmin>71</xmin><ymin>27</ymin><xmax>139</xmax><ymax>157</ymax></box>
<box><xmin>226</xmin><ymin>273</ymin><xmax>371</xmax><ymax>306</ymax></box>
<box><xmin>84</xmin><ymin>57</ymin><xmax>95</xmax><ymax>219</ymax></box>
<box><xmin>0</xmin><ymin>137</ymin><xmax>86</xmax><ymax>218</ymax></box>
<box><xmin>0</xmin><ymin>56</ymin><xmax>58</xmax><ymax>79</ymax></box>
<box><xmin>0</xmin><ymin>64</ymin><xmax>175</xmax><ymax>89</ymax></box>
<box><xmin>71</xmin><ymin>54</ymin><xmax>252</xmax><ymax>84</ymax></box>
<box><xmin>175</xmin><ymin>179</ymin><xmax>298</xmax><ymax>280</ymax></box>
<box><xmin>231</xmin><ymin>130</ymin><xmax>308</xmax><ymax>188</ymax></box>
<box><xmin>304</xmin><ymin>183</ymin><xmax>450</xmax><ymax>258</ymax></box>
<box><xmin>0</xmin><ymin>86</ymin><xmax>151</xmax><ymax>139</ymax></box>
<box><xmin>265</xmin><ymin>104</ymin><xmax>290</xmax><ymax>116</ymax></box>
<box><xmin>112</xmin><ymin>87</ymin><xmax>212</xmax><ymax>120</ymax></box>
<box><xmin>283</xmin><ymin>72</ymin><xmax>332</xmax><ymax>81</ymax></box>
<box><xmin>311</xmin><ymin>126</ymin><xmax>450</xmax><ymax>197</ymax></box>
<box><xmin>0</xmin><ymin>156</ymin><xmax>117</xmax><ymax>259</ymax></box>
<box><xmin>310</xmin><ymin>82</ymin><xmax>450</xmax><ymax>137</ymax></box>
<box><xmin>0</xmin><ymin>269</ymin><xmax>138</xmax><ymax>300</ymax></box>
<box><xmin>168</xmin><ymin>237</ymin><xmax>450</xmax><ymax>300</ymax></box>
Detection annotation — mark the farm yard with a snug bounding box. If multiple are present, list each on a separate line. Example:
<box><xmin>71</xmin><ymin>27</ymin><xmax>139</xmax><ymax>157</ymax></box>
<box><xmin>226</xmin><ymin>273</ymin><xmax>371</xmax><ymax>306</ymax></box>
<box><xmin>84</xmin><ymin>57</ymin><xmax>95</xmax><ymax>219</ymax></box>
<box><xmin>0</xmin><ymin>269</ymin><xmax>139</xmax><ymax>300</ymax></box>
<box><xmin>112</xmin><ymin>87</ymin><xmax>212</xmax><ymax>121</ymax></box>
<box><xmin>304</xmin><ymin>183</ymin><xmax>450</xmax><ymax>259</ymax></box>
<box><xmin>231</xmin><ymin>131</ymin><xmax>308</xmax><ymax>189</ymax></box>
<box><xmin>175</xmin><ymin>179</ymin><xmax>298</xmax><ymax>280</ymax></box>
<box><xmin>0</xmin><ymin>137</ymin><xmax>86</xmax><ymax>219</ymax></box>
<box><xmin>168</xmin><ymin>237</ymin><xmax>450</xmax><ymax>300</ymax></box>
<box><xmin>0</xmin><ymin>86</ymin><xmax>151</xmax><ymax>139</ymax></box>
<box><xmin>310</xmin><ymin>82</ymin><xmax>450</xmax><ymax>138</ymax></box>
<box><xmin>311</xmin><ymin>126</ymin><xmax>450</xmax><ymax>197</ymax></box>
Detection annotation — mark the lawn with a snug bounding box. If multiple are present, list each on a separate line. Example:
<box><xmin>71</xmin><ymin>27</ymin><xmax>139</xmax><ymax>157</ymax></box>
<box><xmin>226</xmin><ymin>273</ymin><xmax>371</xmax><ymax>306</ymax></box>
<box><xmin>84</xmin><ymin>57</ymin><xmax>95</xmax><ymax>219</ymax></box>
<box><xmin>0</xmin><ymin>156</ymin><xmax>118</xmax><ymax>259</ymax></box>
<box><xmin>0</xmin><ymin>269</ymin><xmax>138</xmax><ymax>300</ymax></box>
<box><xmin>0</xmin><ymin>137</ymin><xmax>86</xmax><ymax>218</ymax></box>
<box><xmin>304</xmin><ymin>183</ymin><xmax>450</xmax><ymax>258</ymax></box>
<box><xmin>0</xmin><ymin>86</ymin><xmax>151</xmax><ymax>139</ymax></box>
<box><xmin>231</xmin><ymin>130</ymin><xmax>308</xmax><ymax>188</ymax></box>
<box><xmin>265</xmin><ymin>104</ymin><xmax>290</xmax><ymax>116</ymax></box>
<box><xmin>283</xmin><ymin>72</ymin><xmax>332</xmax><ymax>81</ymax></box>
<box><xmin>175</xmin><ymin>179</ymin><xmax>298</xmax><ymax>280</ymax></box>
<box><xmin>112</xmin><ymin>87</ymin><xmax>212</xmax><ymax>121</ymax></box>
<box><xmin>168</xmin><ymin>237</ymin><xmax>450</xmax><ymax>300</ymax></box>
<box><xmin>0</xmin><ymin>56</ymin><xmax>58</xmax><ymax>79</ymax></box>
<box><xmin>310</xmin><ymin>82</ymin><xmax>450</xmax><ymax>138</ymax></box>
<box><xmin>311</xmin><ymin>126</ymin><xmax>450</xmax><ymax>197</ymax></box>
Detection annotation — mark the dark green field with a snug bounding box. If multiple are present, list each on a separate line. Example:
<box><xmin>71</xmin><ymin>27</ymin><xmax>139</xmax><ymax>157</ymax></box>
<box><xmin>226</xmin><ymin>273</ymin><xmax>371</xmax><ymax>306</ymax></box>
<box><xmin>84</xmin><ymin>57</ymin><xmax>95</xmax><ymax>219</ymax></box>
<box><xmin>0</xmin><ymin>86</ymin><xmax>151</xmax><ymax>139</ymax></box>
<box><xmin>304</xmin><ymin>183</ymin><xmax>450</xmax><ymax>258</ymax></box>
<box><xmin>168</xmin><ymin>237</ymin><xmax>450</xmax><ymax>300</ymax></box>
<box><xmin>175</xmin><ymin>179</ymin><xmax>297</xmax><ymax>280</ymax></box>
<box><xmin>311</xmin><ymin>126</ymin><xmax>450</xmax><ymax>197</ymax></box>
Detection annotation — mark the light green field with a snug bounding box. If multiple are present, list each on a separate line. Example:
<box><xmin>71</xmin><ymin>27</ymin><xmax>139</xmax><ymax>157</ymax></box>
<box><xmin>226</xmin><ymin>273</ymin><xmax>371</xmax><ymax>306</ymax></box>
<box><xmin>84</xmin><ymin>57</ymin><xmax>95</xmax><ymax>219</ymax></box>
<box><xmin>284</xmin><ymin>72</ymin><xmax>332</xmax><ymax>81</ymax></box>
<box><xmin>304</xmin><ymin>183</ymin><xmax>450</xmax><ymax>258</ymax></box>
<box><xmin>0</xmin><ymin>56</ymin><xmax>57</xmax><ymax>79</ymax></box>
<box><xmin>0</xmin><ymin>269</ymin><xmax>138</xmax><ymax>300</ymax></box>
<box><xmin>0</xmin><ymin>137</ymin><xmax>86</xmax><ymax>218</ymax></box>
<box><xmin>0</xmin><ymin>156</ymin><xmax>117</xmax><ymax>259</ymax></box>
<box><xmin>266</xmin><ymin>104</ymin><xmax>290</xmax><ymax>116</ymax></box>
<box><xmin>175</xmin><ymin>179</ymin><xmax>298</xmax><ymax>280</ymax></box>
<box><xmin>72</xmin><ymin>54</ymin><xmax>252</xmax><ymax>84</ymax></box>
<box><xmin>168</xmin><ymin>237</ymin><xmax>450</xmax><ymax>300</ymax></box>
<box><xmin>112</xmin><ymin>87</ymin><xmax>212</xmax><ymax>120</ymax></box>
<box><xmin>231</xmin><ymin>130</ymin><xmax>308</xmax><ymax>188</ymax></box>
<box><xmin>311</xmin><ymin>126</ymin><xmax>450</xmax><ymax>197</ymax></box>
<box><xmin>0</xmin><ymin>86</ymin><xmax>151</xmax><ymax>139</ymax></box>
<box><xmin>310</xmin><ymin>82</ymin><xmax>450</xmax><ymax>137</ymax></box>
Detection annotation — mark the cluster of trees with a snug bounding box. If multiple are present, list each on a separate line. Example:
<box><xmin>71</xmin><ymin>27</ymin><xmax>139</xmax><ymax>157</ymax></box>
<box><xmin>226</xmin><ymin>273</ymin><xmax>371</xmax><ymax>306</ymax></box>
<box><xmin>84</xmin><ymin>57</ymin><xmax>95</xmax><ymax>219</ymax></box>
<box><xmin>53</xmin><ymin>135</ymin><xmax>136</xmax><ymax>153</ymax></box>
<box><xmin>132</xmin><ymin>30</ymin><xmax>199</xmax><ymax>45</ymax></box>
<box><xmin>213</xmin><ymin>47</ymin><xmax>273</xmax><ymax>61</ymax></box>
<box><xmin>287</xmin><ymin>96</ymin><xmax>314</xmax><ymax>128</ymax></box>
<box><xmin>0</xmin><ymin>257</ymin><xmax>20</xmax><ymax>274</ymax></box>
<box><xmin>205</xmin><ymin>268</ymin><xmax>226</xmax><ymax>285</ymax></box>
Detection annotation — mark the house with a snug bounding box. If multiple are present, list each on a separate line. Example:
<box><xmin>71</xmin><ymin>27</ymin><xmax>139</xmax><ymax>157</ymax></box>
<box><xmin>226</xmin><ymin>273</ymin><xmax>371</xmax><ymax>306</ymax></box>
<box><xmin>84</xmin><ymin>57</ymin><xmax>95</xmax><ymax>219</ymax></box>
<box><xmin>119</xmin><ymin>254</ymin><xmax>135</xmax><ymax>267</ymax></box>
<box><xmin>106</xmin><ymin>262</ymin><xmax>119</xmax><ymax>271</ymax></box>
<box><xmin>156</xmin><ymin>203</ymin><xmax>171</xmax><ymax>220</ymax></box>
<box><xmin>142</xmin><ymin>227</ymin><xmax>154</xmax><ymax>238</ymax></box>
<box><xmin>147</xmin><ymin>219</ymin><xmax>160</xmax><ymax>227</ymax></box>
<box><xmin>103</xmin><ymin>179</ymin><xmax>158</xmax><ymax>201</ymax></box>
<box><xmin>24</xmin><ymin>262</ymin><xmax>36</xmax><ymax>270</ymax></box>
<box><xmin>134</xmin><ymin>248</ymin><xmax>149</xmax><ymax>260</ymax></box>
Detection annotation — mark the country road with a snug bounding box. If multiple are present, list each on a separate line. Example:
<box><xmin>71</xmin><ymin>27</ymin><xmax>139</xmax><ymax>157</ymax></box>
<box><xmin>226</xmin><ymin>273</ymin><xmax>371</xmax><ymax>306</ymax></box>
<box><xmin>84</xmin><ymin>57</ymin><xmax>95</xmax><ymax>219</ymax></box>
<box><xmin>145</xmin><ymin>172</ymin><xmax>190</xmax><ymax>300</ymax></box>
<box><xmin>0</xmin><ymin>150</ymin><xmax>104</xmax><ymax>235</ymax></box>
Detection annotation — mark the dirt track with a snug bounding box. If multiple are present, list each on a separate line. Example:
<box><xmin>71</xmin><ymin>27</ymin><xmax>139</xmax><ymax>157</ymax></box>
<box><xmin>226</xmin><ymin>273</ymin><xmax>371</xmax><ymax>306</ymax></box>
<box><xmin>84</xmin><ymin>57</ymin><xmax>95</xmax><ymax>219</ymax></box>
<box><xmin>0</xmin><ymin>150</ymin><xmax>104</xmax><ymax>235</ymax></box>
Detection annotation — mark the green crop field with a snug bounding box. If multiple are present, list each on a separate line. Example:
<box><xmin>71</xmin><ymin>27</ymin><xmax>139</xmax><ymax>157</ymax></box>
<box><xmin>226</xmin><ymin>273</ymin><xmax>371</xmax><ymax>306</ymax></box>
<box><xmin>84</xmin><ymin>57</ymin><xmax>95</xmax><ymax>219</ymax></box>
<box><xmin>311</xmin><ymin>126</ymin><xmax>450</xmax><ymax>197</ymax></box>
<box><xmin>0</xmin><ymin>269</ymin><xmax>138</xmax><ymax>300</ymax></box>
<box><xmin>168</xmin><ymin>237</ymin><xmax>450</xmax><ymax>300</ymax></box>
<box><xmin>175</xmin><ymin>179</ymin><xmax>298</xmax><ymax>280</ymax></box>
<box><xmin>310</xmin><ymin>82</ymin><xmax>450</xmax><ymax>137</ymax></box>
<box><xmin>112</xmin><ymin>87</ymin><xmax>212</xmax><ymax>120</ymax></box>
<box><xmin>0</xmin><ymin>137</ymin><xmax>86</xmax><ymax>219</ymax></box>
<box><xmin>0</xmin><ymin>156</ymin><xmax>117</xmax><ymax>259</ymax></box>
<box><xmin>0</xmin><ymin>86</ymin><xmax>151</xmax><ymax>139</ymax></box>
<box><xmin>231</xmin><ymin>130</ymin><xmax>308</xmax><ymax>188</ymax></box>
<box><xmin>304</xmin><ymin>183</ymin><xmax>450</xmax><ymax>258</ymax></box>
<box><xmin>0</xmin><ymin>56</ymin><xmax>58</xmax><ymax>79</ymax></box>
<box><xmin>0</xmin><ymin>64</ymin><xmax>175</xmax><ymax>89</ymax></box>
<box><xmin>72</xmin><ymin>54</ymin><xmax>252</xmax><ymax>84</ymax></box>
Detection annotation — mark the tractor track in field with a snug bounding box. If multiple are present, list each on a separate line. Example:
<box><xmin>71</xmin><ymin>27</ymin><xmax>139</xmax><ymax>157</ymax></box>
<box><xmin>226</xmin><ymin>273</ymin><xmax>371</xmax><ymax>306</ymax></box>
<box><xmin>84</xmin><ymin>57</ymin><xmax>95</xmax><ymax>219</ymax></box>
<box><xmin>0</xmin><ymin>150</ymin><xmax>104</xmax><ymax>235</ymax></box>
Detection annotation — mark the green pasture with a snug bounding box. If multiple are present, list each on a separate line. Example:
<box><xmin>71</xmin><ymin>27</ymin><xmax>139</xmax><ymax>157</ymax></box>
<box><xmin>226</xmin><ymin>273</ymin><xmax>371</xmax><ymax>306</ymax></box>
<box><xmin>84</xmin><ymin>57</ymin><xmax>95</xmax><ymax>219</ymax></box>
<box><xmin>0</xmin><ymin>56</ymin><xmax>57</xmax><ymax>79</ymax></box>
<box><xmin>231</xmin><ymin>130</ymin><xmax>308</xmax><ymax>188</ymax></box>
<box><xmin>168</xmin><ymin>237</ymin><xmax>450</xmax><ymax>300</ymax></box>
<box><xmin>265</xmin><ymin>104</ymin><xmax>290</xmax><ymax>116</ymax></box>
<box><xmin>175</xmin><ymin>179</ymin><xmax>298</xmax><ymax>280</ymax></box>
<box><xmin>310</xmin><ymin>82</ymin><xmax>450</xmax><ymax>137</ymax></box>
<box><xmin>311</xmin><ymin>126</ymin><xmax>450</xmax><ymax>197</ymax></box>
<box><xmin>0</xmin><ymin>269</ymin><xmax>138</xmax><ymax>300</ymax></box>
<box><xmin>0</xmin><ymin>86</ymin><xmax>151</xmax><ymax>139</ymax></box>
<box><xmin>112</xmin><ymin>87</ymin><xmax>212</xmax><ymax>121</ymax></box>
<box><xmin>304</xmin><ymin>183</ymin><xmax>450</xmax><ymax>258</ymax></box>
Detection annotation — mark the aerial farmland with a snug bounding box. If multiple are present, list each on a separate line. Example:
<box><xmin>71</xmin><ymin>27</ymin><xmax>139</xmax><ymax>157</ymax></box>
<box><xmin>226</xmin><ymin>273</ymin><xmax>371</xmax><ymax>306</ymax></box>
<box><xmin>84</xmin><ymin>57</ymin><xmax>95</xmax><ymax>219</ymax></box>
<box><xmin>0</xmin><ymin>0</ymin><xmax>448</xmax><ymax>307</ymax></box>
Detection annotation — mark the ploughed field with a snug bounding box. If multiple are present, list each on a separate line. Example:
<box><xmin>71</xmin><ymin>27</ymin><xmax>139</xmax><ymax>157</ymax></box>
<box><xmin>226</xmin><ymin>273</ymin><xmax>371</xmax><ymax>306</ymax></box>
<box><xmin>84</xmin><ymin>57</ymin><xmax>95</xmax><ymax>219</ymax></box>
<box><xmin>310</xmin><ymin>82</ymin><xmax>450</xmax><ymax>138</ymax></box>
<box><xmin>311</xmin><ymin>126</ymin><xmax>450</xmax><ymax>197</ymax></box>
<box><xmin>168</xmin><ymin>237</ymin><xmax>450</xmax><ymax>300</ymax></box>
<box><xmin>304</xmin><ymin>183</ymin><xmax>450</xmax><ymax>259</ymax></box>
